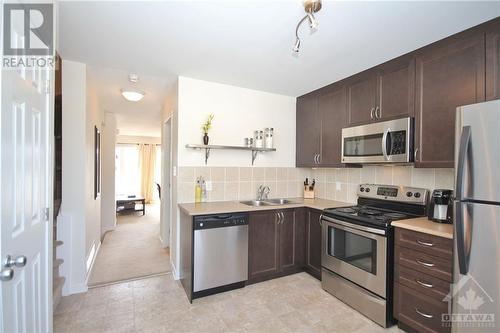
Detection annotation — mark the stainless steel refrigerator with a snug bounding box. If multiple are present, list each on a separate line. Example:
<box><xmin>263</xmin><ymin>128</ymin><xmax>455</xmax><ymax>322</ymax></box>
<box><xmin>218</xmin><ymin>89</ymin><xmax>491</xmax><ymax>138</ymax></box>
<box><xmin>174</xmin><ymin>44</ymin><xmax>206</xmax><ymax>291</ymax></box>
<box><xmin>453</xmin><ymin>99</ymin><xmax>500</xmax><ymax>332</ymax></box>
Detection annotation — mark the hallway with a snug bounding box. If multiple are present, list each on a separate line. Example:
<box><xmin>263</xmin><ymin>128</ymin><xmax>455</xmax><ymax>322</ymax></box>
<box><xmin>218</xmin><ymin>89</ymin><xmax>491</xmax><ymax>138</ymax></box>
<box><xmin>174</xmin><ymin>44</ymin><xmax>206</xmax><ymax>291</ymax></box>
<box><xmin>88</xmin><ymin>204</ymin><xmax>170</xmax><ymax>286</ymax></box>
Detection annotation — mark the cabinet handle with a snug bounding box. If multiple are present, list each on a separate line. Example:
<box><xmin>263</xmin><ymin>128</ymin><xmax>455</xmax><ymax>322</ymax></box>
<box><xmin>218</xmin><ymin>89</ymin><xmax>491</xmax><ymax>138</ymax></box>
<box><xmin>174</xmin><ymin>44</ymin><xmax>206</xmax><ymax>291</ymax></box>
<box><xmin>370</xmin><ymin>108</ymin><xmax>375</xmax><ymax>119</ymax></box>
<box><xmin>375</xmin><ymin>106</ymin><xmax>381</xmax><ymax>119</ymax></box>
<box><xmin>414</xmin><ymin>148</ymin><xmax>419</xmax><ymax>162</ymax></box>
<box><xmin>280</xmin><ymin>212</ymin><xmax>284</xmax><ymax>224</ymax></box>
<box><xmin>317</xmin><ymin>154</ymin><xmax>321</xmax><ymax>164</ymax></box>
<box><xmin>416</xmin><ymin>259</ymin><xmax>435</xmax><ymax>267</ymax></box>
<box><xmin>415</xmin><ymin>279</ymin><xmax>434</xmax><ymax>288</ymax></box>
<box><xmin>416</xmin><ymin>239</ymin><xmax>434</xmax><ymax>247</ymax></box>
<box><xmin>313</xmin><ymin>154</ymin><xmax>318</xmax><ymax>164</ymax></box>
<box><xmin>415</xmin><ymin>308</ymin><xmax>434</xmax><ymax>319</ymax></box>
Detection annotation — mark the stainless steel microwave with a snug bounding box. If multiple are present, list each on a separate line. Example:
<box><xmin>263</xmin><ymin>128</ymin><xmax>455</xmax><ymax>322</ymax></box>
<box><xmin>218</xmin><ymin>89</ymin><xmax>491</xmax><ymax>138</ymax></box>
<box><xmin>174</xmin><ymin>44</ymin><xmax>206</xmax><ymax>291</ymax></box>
<box><xmin>341</xmin><ymin>117</ymin><xmax>414</xmax><ymax>164</ymax></box>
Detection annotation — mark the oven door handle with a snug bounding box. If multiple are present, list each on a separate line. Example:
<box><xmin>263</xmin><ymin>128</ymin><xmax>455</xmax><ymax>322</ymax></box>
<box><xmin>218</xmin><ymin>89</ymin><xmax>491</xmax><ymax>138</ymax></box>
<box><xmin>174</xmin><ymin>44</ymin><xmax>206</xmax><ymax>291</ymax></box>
<box><xmin>382</xmin><ymin>127</ymin><xmax>390</xmax><ymax>161</ymax></box>
<box><xmin>320</xmin><ymin>215</ymin><xmax>386</xmax><ymax>236</ymax></box>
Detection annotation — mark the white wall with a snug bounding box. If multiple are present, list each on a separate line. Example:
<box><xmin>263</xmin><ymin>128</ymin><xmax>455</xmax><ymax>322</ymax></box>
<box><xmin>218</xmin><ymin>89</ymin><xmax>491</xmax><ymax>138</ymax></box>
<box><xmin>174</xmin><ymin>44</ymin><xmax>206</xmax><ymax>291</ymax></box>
<box><xmin>117</xmin><ymin>135</ymin><xmax>161</xmax><ymax>145</ymax></box>
<box><xmin>178</xmin><ymin>77</ymin><xmax>296</xmax><ymax>167</ymax></box>
<box><xmin>58</xmin><ymin>60</ymin><xmax>103</xmax><ymax>295</ymax></box>
<box><xmin>161</xmin><ymin>80</ymin><xmax>178</xmax><ymax>277</ymax></box>
<box><xmin>85</xmin><ymin>68</ymin><xmax>103</xmax><ymax>264</ymax></box>
<box><xmin>101</xmin><ymin>112</ymin><xmax>117</xmax><ymax>235</ymax></box>
<box><xmin>59</xmin><ymin>60</ymin><xmax>88</xmax><ymax>294</ymax></box>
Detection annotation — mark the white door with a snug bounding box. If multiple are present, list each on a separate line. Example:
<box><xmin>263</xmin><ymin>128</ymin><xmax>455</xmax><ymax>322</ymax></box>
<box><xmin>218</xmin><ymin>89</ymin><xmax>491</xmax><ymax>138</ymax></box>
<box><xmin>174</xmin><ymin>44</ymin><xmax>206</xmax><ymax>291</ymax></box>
<box><xmin>0</xmin><ymin>5</ymin><xmax>53</xmax><ymax>333</ymax></box>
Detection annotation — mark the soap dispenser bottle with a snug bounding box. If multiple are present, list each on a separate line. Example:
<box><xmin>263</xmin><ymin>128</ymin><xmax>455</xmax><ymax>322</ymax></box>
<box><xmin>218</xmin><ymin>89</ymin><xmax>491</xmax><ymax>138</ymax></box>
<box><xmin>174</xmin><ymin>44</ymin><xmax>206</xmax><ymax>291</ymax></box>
<box><xmin>195</xmin><ymin>177</ymin><xmax>202</xmax><ymax>203</ymax></box>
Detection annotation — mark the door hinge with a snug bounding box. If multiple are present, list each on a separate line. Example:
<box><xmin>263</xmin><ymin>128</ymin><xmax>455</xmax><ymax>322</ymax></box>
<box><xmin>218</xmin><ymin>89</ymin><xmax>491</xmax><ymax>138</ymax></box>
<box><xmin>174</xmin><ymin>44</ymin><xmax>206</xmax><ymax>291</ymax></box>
<box><xmin>44</xmin><ymin>208</ymin><xmax>50</xmax><ymax>221</ymax></box>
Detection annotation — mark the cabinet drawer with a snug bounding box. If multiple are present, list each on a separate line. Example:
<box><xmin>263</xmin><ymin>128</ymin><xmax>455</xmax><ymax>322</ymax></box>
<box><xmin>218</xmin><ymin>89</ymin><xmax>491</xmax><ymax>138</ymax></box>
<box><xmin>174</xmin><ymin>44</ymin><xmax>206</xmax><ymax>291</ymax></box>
<box><xmin>398</xmin><ymin>285</ymin><xmax>451</xmax><ymax>333</ymax></box>
<box><xmin>397</xmin><ymin>265</ymin><xmax>450</xmax><ymax>301</ymax></box>
<box><xmin>396</xmin><ymin>246</ymin><xmax>452</xmax><ymax>282</ymax></box>
<box><xmin>396</xmin><ymin>228</ymin><xmax>452</xmax><ymax>260</ymax></box>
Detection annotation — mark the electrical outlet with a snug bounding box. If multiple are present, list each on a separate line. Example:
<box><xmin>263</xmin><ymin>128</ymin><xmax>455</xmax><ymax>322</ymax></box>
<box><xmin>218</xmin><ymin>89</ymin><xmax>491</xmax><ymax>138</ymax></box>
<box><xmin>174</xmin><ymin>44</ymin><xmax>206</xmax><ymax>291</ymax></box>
<box><xmin>336</xmin><ymin>182</ymin><xmax>341</xmax><ymax>191</ymax></box>
<box><xmin>205</xmin><ymin>180</ymin><xmax>212</xmax><ymax>191</ymax></box>
<box><xmin>173</xmin><ymin>166</ymin><xmax>177</xmax><ymax>176</ymax></box>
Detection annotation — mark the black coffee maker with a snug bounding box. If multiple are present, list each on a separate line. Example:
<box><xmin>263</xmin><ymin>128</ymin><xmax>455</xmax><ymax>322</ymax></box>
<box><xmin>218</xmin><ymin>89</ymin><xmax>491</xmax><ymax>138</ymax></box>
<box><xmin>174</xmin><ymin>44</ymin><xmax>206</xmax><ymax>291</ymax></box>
<box><xmin>428</xmin><ymin>189</ymin><xmax>453</xmax><ymax>223</ymax></box>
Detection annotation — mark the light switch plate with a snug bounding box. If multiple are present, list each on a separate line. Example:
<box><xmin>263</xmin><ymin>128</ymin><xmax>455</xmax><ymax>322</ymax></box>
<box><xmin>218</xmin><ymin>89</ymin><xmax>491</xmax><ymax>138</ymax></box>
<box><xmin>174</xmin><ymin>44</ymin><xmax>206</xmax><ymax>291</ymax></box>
<box><xmin>336</xmin><ymin>182</ymin><xmax>341</xmax><ymax>191</ymax></box>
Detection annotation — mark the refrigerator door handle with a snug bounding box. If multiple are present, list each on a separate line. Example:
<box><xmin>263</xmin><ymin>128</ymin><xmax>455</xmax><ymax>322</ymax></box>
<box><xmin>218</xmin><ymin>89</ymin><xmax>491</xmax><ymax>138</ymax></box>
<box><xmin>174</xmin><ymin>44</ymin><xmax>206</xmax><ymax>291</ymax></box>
<box><xmin>455</xmin><ymin>126</ymin><xmax>471</xmax><ymax>200</ymax></box>
<box><xmin>455</xmin><ymin>201</ymin><xmax>470</xmax><ymax>275</ymax></box>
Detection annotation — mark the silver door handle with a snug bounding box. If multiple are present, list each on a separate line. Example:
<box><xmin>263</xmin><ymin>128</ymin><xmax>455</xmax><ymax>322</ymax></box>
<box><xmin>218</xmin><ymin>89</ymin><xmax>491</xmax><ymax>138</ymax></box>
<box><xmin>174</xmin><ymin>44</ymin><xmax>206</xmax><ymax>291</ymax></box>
<box><xmin>313</xmin><ymin>154</ymin><xmax>317</xmax><ymax>164</ymax></box>
<box><xmin>5</xmin><ymin>255</ymin><xmax>27</xmax><ymax>268</ymax></box>
<box><xmin>1</xmin><ymin>268</ymin><xmax>14</xmax><ymax>281</ymax></box>
<box><xmin>415</xmin><ymin>308</ymin><xmax>434</xmax><ymax>319</ymax></box>
<box><xmin>415</xmin><ymin>279</ymin><xmax>434</xmax><ymax>288</ymax></box>
<box><xmin>414</xmin><ymin>148</ymin><xmax>419</xmax><ymax>162</ymax></box>
<box><xmin>375</xmin><ymin>106</ymin><xmax>381</xmax><ymax>119</ymax></box>
<box><xmin>416</xmin><ymin>259</ymin><xmax>435</xmax><ymax>267</ymax></box>
<box><xmin>317</xmin><ymin>154</ymin><xmax>321</xmax><ymax>164</ymax></box>
<box><xmin>381</xmin><ymin>128</ymin><xmax>390</xmax><ymax>161</ymax></box>
<box><xmin>370</xmin><ymin>108</ymin><xmax>375</xmax><ymax>119</ymax></box>
<box><xmin>416</xmin><ymin>239</ymin><xmax>434</xmax><ymax>247</ymax></box>
<box><xmin>280</xmin><ymin>212</ymin><xmax>284</xmax><ymax>224</ymax></box>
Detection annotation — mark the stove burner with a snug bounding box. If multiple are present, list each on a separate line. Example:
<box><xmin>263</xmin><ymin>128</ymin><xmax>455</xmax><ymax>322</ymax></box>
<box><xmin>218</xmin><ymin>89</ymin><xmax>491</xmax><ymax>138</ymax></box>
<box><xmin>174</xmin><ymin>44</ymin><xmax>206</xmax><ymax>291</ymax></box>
<box><xmin>383</xmin><ymin>212</ymin><xmax>407</xmax><ymax>219</ymax></box>
<box><xmin>358</xmin><ymin>209</ymin><xmax>382</xmax><ymax>216</ymax></box>
<box><xmin>336</xmin><ymin>207</ymin><xmax>358</xmax><ymax>214</ymax></box>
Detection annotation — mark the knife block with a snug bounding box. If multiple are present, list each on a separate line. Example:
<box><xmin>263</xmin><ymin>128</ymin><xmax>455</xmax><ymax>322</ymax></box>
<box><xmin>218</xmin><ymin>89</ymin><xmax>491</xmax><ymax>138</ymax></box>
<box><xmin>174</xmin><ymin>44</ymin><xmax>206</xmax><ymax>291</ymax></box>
<box><xmin>304</xmin><ymin>189</ymin><xmax>315</xmax><ymax>199</ymax></box>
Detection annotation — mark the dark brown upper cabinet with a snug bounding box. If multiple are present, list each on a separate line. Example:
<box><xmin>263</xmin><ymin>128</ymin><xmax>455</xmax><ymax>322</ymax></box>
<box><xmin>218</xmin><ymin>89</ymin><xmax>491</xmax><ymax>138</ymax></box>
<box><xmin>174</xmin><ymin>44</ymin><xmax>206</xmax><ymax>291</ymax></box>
<box><xmin>296</xmin><ymin>84</ymin><xmax>348</xmax><ymax>167</ymax></box>
<box><xmin>296</xmin><ymin>94</ymin><xmax>320</xmax><ymax>167</ymax></box>
<box><xmin>347</xmin><ymin>56</ymin><xmax>415</xmax><ymax>126</ymax></box>
<box><xmin>414</xmin><ymin>31</ymin><xmax>485</xmax><ymax>168</ymax></box>
<box><xmin>377</xmin><ymin>56</ymin><xmax>415</xmax><ymax>121</ymax></box>
<box><xmin>318</xmin><ymin>84</ymin><xmax>347</xmax><ymax>167</ymax></box>
<box><xmin>346</xmin><ymin>70</ymin><xmax>378</xmax><ymax>125</ymax></box>
<box><xmin>486</xmin><ymin>20</ymin><xmax>500</xmax><ymax>101</ymax></box>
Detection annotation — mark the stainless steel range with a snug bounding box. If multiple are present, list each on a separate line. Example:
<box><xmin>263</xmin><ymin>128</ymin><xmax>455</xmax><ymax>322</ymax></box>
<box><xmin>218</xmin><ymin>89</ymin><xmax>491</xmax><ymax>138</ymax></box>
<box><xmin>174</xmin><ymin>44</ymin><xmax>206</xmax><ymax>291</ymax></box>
<box><xmin>321</xmin><ymin>184</ymin><xmax>428</xmax><ymax>327</ymax></box>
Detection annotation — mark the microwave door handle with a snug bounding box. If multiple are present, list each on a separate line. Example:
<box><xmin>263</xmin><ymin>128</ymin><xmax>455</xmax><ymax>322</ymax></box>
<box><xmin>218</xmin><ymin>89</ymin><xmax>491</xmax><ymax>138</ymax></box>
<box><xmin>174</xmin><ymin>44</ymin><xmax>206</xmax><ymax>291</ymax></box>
<box><xmin>456</xmin><ymin>126</ymin><xmax>471</xmax><ymax>200</ymax></box>
<box><xmin>382</xmin><ymin>128</ymin><xmax>390</xmax><ymax>161</ymax></box>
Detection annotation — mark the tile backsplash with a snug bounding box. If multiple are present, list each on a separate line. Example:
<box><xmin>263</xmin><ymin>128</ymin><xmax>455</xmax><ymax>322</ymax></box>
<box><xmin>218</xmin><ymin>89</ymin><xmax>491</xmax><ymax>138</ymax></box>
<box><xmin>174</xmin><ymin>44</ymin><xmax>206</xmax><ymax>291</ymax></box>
<box><xmin>177</xmin><ymin>166</ymin><xmax>454</xmax><ymax>204</ymax></box>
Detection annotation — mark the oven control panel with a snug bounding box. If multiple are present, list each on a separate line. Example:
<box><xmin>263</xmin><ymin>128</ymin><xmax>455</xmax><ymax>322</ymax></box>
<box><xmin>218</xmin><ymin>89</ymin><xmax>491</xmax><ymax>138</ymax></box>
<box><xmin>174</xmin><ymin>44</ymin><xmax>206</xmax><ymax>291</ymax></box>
<box><xmin>358</xmin><ymin>184</ymin><xmax>428</xmax><ymax>204</ymax></box>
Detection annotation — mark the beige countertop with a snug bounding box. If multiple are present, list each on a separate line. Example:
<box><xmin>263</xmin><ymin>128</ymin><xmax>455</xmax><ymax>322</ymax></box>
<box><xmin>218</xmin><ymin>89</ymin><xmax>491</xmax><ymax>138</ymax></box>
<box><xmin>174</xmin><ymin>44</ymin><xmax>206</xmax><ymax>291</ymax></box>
<box><xmin>178</xmin><ymin>198</ymin><xmax>351</xmax><ymax>216</ymax></box>
<box><xmin>392</xmin><ymin>217</ymin><xmax>454</xmax><ymax>239</ymax></box>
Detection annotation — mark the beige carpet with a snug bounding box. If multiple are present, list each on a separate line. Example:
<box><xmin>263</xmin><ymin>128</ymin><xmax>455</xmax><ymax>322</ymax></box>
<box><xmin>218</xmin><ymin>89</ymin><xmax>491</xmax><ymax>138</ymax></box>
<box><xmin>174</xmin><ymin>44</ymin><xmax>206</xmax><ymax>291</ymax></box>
<box><xmin>88</xmin><ymin>204</ymin><xmax>170</xmax><ymax>286</ymax></box>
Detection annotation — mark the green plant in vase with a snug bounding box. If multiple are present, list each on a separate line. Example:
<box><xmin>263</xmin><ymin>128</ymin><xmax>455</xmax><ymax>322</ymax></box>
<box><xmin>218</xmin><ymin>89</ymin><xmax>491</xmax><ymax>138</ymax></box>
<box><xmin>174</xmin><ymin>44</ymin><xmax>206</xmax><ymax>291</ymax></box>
<box><xmin>202</xmin><ymin>114</ymin><xmax>214</xmax><ymax>145</ymax></box>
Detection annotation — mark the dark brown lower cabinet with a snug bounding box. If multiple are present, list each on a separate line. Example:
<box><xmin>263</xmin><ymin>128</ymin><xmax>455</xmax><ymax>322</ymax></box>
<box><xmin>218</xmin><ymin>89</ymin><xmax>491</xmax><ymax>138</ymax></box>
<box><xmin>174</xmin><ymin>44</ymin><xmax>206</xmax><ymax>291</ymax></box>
<box><xmin>248</xmin><ymin>209</ymin><xmax>304</xmax><ymax>284</ymax></box>
<box><xmin>305</xmin><ymin>209</ymin><xmax>322</xmax><ymax>280</ymax></box>
<box><xmin>394</xmin><ymin>227</ymin><xmax>452</xmax><ymax>333</ymax></box>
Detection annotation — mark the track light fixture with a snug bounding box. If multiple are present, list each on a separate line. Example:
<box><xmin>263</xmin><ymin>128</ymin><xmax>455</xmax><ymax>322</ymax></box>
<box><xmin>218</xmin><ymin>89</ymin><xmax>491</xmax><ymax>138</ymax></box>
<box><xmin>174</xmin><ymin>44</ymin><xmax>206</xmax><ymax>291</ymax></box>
<box><xmin>293</xmin><ymin>0</ymin><xmax>322</xmax><ymax>54</ymax></box>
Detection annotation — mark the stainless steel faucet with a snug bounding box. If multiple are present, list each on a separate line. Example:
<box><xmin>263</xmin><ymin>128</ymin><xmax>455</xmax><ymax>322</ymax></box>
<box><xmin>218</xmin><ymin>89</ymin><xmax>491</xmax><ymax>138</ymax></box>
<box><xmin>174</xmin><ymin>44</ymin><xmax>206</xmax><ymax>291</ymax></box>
<box><xmin>257</xmin><ymin>185</ymin><xmax>270</xmax><ymax>201</ymax></box>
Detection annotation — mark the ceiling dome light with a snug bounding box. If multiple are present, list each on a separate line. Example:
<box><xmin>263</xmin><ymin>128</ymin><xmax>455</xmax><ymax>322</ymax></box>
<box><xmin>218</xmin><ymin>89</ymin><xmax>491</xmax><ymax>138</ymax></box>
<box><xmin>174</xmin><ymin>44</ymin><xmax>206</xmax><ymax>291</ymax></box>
<box><xmin>292</xmin><ymin>0</ymin><xmax>322</xmax><ymax>54</ymax></box>
<box><xmin>121</xmin><ymin>89</ymin><xmax>145</xmax><ymax>102</ymax></box>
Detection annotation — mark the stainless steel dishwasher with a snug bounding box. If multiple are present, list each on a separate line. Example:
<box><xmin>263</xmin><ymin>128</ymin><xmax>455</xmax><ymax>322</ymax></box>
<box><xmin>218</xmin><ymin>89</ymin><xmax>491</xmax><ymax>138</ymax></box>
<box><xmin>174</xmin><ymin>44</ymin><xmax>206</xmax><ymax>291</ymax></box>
<box><xmin>193</xmin><ymin>213</ymin><xmax>248</xmax><ymax>297</ymax></box>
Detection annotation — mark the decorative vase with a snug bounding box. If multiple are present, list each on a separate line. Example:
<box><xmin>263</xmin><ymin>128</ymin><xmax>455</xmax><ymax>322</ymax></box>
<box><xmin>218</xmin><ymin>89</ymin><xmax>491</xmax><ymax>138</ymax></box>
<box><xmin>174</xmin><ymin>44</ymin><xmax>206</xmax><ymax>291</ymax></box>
<box><xmin>203</xmin><ymin>133</ymin><xmax>209</xmax><ymax>145</ymax></box>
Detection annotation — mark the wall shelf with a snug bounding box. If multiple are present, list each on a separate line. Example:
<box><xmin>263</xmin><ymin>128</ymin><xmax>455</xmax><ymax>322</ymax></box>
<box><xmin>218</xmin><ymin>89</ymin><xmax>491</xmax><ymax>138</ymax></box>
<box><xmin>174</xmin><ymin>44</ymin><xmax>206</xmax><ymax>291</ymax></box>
<box><xmin>185</xmin><ymin>144</ymin><xmax>276</xmax><ymax>165</ymax></box>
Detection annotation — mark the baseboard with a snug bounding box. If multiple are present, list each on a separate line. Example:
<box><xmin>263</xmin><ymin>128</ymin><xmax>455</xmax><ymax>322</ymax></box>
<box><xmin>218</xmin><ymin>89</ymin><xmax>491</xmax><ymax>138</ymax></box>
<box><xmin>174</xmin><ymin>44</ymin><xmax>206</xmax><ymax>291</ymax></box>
<box><xmin>171</xmin><ymin>260</ymin><xmax>180</xmax><ymax>280</ymax></box>
<box><xmin>85</xmin><ymin>241</ymin><xmax>101</xmax><ymax>283</ymax></box>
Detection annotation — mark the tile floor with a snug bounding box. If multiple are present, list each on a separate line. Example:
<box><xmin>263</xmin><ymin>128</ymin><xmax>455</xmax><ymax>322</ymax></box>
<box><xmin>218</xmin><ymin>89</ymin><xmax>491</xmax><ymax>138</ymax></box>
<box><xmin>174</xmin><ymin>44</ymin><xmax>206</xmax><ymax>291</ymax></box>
<box><xmin>55</xmin><ymin>272</ymin><xmax>404</xmax><ymax>333</ymax></box>
<box><xmin>88</xmin><ymin>204</ymin><xmax>170</xmax><ymax>286</ymax></box>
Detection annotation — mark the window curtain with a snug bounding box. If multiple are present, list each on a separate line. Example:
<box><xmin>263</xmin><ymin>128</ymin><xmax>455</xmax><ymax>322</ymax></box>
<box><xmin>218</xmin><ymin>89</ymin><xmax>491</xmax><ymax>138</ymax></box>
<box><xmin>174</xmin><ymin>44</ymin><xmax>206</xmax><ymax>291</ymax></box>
<box><xmin>139</xmin><ymin>144</ymin><xmax>156</xmax><ymax>204</ymax></box>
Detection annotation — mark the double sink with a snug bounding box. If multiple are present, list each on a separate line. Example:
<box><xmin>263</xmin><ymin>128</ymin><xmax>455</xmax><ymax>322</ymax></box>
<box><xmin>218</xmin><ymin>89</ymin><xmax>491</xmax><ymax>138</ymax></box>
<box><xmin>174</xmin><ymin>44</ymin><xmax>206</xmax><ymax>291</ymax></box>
<box><xmin>240</xmin><ymin>198</ymin><xmax>295</xmax><ymax>207</ymax></box>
